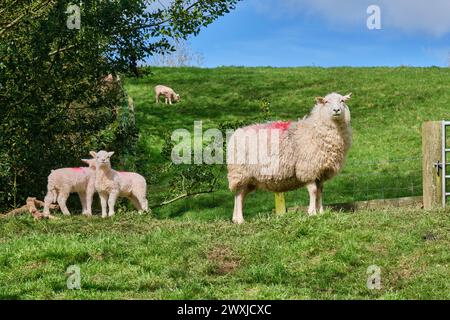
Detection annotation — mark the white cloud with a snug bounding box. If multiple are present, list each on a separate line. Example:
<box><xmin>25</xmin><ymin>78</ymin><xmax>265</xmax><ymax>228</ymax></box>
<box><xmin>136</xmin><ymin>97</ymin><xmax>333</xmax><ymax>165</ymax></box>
<box><xmin>249</xmin><ymin>0</ymin><xmax>450</xmax><ymax>37</ymax></box>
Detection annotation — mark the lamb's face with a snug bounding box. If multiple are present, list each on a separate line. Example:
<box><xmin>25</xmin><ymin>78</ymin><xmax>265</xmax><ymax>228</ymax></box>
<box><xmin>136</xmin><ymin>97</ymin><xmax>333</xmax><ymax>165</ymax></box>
<box><xmin>90</xmin><ymin>150</ymin><xmax>114</xmax><ymax>169</ymax></box>
<box><xmin>315</xmin><ymin>93</ymin><xmax>352</xmax><ymax>123</ymax></box>
<box><xmin>174</xmin><ymin>94</ymin><xmax>180</xmax><ymax>102</ymax></box>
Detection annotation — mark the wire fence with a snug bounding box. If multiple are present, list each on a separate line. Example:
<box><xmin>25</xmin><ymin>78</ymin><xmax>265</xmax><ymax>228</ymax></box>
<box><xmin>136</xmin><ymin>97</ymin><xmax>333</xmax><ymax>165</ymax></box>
<box><xmin>323</xmin><ymin>156</ymin><xmax>423</xmax><ymax>204</ymax></box>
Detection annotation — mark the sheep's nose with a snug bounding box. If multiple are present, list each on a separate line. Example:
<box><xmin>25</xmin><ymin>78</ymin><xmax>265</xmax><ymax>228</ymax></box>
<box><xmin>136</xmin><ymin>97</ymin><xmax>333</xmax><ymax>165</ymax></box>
<box><xmin>333</xmin><ymin>109</ymin><xmax>341</xmax><ymax>114</ymax></box>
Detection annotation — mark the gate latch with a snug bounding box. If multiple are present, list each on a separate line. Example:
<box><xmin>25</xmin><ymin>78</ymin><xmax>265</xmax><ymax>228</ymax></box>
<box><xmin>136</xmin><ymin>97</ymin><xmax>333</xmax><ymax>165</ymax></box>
<box><xmin>434</xmin><ymin>161</ymin><xmax>442</xmax><ymax>176</ymax></box>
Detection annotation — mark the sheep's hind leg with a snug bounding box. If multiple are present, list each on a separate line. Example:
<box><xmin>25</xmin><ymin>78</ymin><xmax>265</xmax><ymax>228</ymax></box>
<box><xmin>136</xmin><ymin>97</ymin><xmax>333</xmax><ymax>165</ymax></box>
<box><xmin>43</xmin><ymin>191</ymin><xmax>54</xmax><ymax>216</ymax></box>
<box><xmin>57</xmin><ymin>193</ymin><xmax>71</xmax><ymax>216</ymax></box>
<box><xmin>316</xmin><ymin>181</ymin><xmax>324</xmax><ymax>214</ymax></box>
<box><xmin>306</xmin><ymin>182</ymin><xmax>318</xmax><ymax>216</ymax></box>
<box><xmin>107</xmin><ymin>191</ymin><xmax>119</xmax><ymax>217</ymax></box>
<box><xmin>232</xmin><ymin>188</ymin><xmax>248</xmax><ymax>225</ymax></box>
<box><xmin>128</xmin><ymin>196</ymin><xmax>142</xmax><ymax>211</ymax></box>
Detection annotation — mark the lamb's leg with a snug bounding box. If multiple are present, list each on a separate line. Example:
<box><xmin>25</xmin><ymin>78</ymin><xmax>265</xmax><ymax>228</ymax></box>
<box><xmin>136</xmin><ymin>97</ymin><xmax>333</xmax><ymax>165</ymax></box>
<box><xmin>43</xmin><ymin>191</ymin><xmax>53</xmax><ymax>216</ymax></box>
<box><xmin>165</xmin><ymin>97</ymin><xmax>168</xmax><ymax>104</ymax></box>
<box><xmin>84</xmin><ymin>187</ymin><xmax>94</xmax><ymax>216</ymax></box>
<box><xmin>232</xmin><ymin>188</ymin><xmax>247</xmax><ymax>224</ymax></box>
<box><xmin>316</xmin><ymin>181</ymin><xmax>324</xmax><ymax>214</ymax></box>
<box><xmin>107</xmin><ymin>190</ymin><xmax>119</xmax><ymax>217</ymax></box>
<box><xmin>129</xmin><ymin>196</ymin><xmax>142</xmax><ymax>211</ymax></box>
<box><xmin>78</xmin><ymin>191</ymin><xmax>87</xmax><ymax>215</ymax></box>
<box><xmin>99</xmin><ymin>192</ymin><xmax>108</xmax><ymax>218</ymax></box>
<box><xmin>155</xmin><ymin>93</ymin><xmax>160</xmax><ymax>104</ymax></box>
<box><xmin>57</xmin><ymin>193</ymin><xmax>71</xmax><ymax>216</ymax></box>
<box><xmin>168</xmin><ymin>96</ymin><xmax>173</xmax><ymax>105</ymax></box>
<box><xmin>306</xmin><ymin>182</ymin><xmax>318</xmax><ymax>216</ymax></box>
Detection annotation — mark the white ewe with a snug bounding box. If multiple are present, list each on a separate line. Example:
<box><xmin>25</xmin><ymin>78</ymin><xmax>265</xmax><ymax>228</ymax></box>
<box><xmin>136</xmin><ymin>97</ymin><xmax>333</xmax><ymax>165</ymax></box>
<box><xmin>155</xmin><ymin>85</ymin><xmax>180</xmax><ymax>105</ymax></box>
<box><xmin>90</xmin><ymin>150</ymin><xmax>148</xmax><ymax>218</ymax></box>
<box><xmin>227</xmin><ymin>92</ymin><xmax>353</xmax><ymax>224</ymax></box>
<box><xmin>43</xmin><ymin>159</ymin><xmax>96</xmax><ymax>216</ymax></box>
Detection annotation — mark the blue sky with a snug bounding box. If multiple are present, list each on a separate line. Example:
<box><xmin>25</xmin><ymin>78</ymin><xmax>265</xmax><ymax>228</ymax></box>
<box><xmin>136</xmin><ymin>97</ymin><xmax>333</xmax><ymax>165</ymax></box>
<box><xmin>188</xmin><ymin>0</ymin><xmax>450</xmax><ymax>67</ymax></box>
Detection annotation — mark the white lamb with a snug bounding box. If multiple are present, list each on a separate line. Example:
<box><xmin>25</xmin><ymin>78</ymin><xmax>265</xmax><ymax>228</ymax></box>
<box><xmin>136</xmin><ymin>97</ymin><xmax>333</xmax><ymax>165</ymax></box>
<box><xmin>154</xmin><ymin>85</ymin><xmax>180</xmax><ymax>105</ymax></box>
<box><xmin>227</xmin><ymin>92</ymin><xmax>353</xmax><ymax>224</ymax></box>
<box><xmin>90</xmin><ymin>150</ymin><xmax>148</xmax><ymax>218</ymax></box>
<box><xmin>43</xmin><ymin>159</ymin><xmax>96</xmax><ymax>216</ymax></box>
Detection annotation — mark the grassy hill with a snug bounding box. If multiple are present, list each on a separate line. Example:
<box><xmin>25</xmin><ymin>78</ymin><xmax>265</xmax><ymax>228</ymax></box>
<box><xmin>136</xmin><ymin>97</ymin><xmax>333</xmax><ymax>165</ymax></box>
<box><xmin>1</xmin><ymin>67</ymin><xmax>450</xmax><ymax>299</ymax></box>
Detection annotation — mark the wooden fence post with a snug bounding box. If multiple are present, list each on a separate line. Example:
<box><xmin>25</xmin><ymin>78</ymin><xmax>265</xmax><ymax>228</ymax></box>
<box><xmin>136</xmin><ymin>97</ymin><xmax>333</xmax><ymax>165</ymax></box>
<box><xmin>422</xmin><ymin>121</ymin><xmax>443</xmax><ymax>209</ymax></box>
<box><xmin>274</xmin><ymin>192</ymin><xmax>286</xmax><ymax>215</ymax></box>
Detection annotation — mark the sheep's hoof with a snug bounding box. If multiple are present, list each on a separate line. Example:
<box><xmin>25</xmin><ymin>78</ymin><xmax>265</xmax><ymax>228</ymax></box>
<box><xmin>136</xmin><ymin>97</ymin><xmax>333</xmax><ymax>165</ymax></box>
<box><xmin>232</xmin><ymin>218</ymin><xmax>245</xmax><ymax>225</ymax></box>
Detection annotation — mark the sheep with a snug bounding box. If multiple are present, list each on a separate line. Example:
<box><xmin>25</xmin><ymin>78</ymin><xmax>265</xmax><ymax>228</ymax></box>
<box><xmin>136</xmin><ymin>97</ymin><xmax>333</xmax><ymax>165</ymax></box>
<box><xmin>43</xmin><ymin>159</ymin><xmax>96</xmax><ymax>216</ymax></box>
<box><xmin>90</xmin><ymin>150</ymin><xmax>148</xmax><ymax>218</ymax></box>
<box><xmin>154</xmin><ymin>85</ymin><xmax>180</xmax><ymax>105</ymax></box>
<box><xmin>227</xmin><ymin>92</ymin><xmax>353</xmax><ymax>224</ymax></box>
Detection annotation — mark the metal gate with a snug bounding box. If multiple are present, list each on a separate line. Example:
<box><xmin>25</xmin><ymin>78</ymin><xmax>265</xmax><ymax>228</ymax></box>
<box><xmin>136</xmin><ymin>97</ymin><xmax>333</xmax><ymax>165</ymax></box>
<box><xmin>443</xmin><ymin>121</ymin><xmax>450</xmax><ymax>207</ymax></box>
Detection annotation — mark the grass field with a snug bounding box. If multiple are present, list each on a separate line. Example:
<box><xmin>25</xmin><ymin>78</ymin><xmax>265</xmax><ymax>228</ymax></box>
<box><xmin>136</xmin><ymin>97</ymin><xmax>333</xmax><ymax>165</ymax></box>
<box><xmin>1</xmin><ymin>67</ymin><xmax>450</xmax><ymax>299</ymax></box>
<box><xmin>2</xmin><ymin>208</ymin><xmax>450</xmax><ymax>299</ymax></box>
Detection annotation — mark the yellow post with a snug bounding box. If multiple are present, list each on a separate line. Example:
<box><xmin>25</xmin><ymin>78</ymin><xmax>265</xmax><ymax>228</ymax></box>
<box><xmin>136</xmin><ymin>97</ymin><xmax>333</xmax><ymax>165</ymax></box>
<box><xmin>274</xmin><ymin>192</ymin><xmax>286</xmax><ymax>215</ymax></box>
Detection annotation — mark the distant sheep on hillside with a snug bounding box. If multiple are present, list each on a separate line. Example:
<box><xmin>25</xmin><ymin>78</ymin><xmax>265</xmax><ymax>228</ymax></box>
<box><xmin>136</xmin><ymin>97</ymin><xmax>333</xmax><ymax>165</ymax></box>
<box><xmin>227</xmin><ymin>92</ymin><xmax>353</xmax><ymax>224</ymax></box>
<box><xmin>155</xmin><ymin>85</ymin><xmax>180</xmax><ymax>105</ymax></box>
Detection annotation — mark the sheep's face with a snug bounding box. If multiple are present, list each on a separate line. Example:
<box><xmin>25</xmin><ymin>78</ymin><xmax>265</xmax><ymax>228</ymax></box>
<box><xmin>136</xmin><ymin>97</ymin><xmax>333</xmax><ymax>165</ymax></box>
<box><xmin>90</xmin><ymin>150</ymin><xmax>114</xmax><ymax>169</ymax></box>
<box><xmin>315</xmin><ymin>93</ymin><xmax>352</xmax><ymax>124</ymax></box>
<box><xmin>174</xmin><ymin>94</ymin><xmax>180</xmax><ymax>102</ymax></box>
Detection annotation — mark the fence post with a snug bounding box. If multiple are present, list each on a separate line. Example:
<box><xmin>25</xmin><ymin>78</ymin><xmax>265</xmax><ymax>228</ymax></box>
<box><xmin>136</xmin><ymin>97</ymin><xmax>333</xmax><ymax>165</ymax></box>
<box><xmin>422</xmin><ymin>121</ymin><xmax>443</xmax><ymax>209</ymax></box>
<box><xmin>274</xmin><ymin>192</ymin><xmax>286</xmax><ymax>215</ymax></box>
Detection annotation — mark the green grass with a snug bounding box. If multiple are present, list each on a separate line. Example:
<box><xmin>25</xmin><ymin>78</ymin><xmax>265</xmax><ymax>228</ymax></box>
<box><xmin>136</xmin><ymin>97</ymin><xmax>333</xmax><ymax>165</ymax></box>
<box><xmin>2</xmin><ymin>67</ymin><xmax>450</xmax><ymax>299</ymax></box>
<box><xmin>2</xmin><ymin>207</ymin><xmax>450</xmax><ymax>299</ymax></box>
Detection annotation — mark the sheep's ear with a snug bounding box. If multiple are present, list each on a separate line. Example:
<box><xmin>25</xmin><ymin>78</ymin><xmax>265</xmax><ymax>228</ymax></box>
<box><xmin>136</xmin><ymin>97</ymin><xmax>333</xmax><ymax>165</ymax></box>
<box><xmin>342</xmin><ymin>93</ymin><xmax>352</xmax><ymax>101</ymax></box>
<box><xmin>90</xmin><ymin>151</ymin><xmax>97</xmax><ymax>158</ymax></box>
<box><xmin>108</xmin><ymin>151</ymin><xmax>115</xmax><ymax>158</ymax></box>
<box><xmin>315</xmin><ymin>97</ymin><xmax>326</xmax><ymax>105</ymax></box>
<box><xmin>81</xmin><ymin>159</ymin><xmax>90</xmax><ymax>165</ymax></box>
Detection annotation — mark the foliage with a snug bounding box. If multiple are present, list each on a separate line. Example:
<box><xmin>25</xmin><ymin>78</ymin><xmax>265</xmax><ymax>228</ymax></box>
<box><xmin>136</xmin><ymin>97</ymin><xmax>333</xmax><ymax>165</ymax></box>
<box><xmin>0</xmin><ymin>0</ymin><xmax>240</xmax><ymax>210</ymax></box>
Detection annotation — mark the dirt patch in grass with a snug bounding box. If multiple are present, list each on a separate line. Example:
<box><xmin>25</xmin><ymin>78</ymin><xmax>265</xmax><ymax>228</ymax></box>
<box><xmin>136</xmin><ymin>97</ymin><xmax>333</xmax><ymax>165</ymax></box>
<box><xmin>207</xmin><ymin>245</ymin><xmax>241</xmax><ymax>275</ymax></box>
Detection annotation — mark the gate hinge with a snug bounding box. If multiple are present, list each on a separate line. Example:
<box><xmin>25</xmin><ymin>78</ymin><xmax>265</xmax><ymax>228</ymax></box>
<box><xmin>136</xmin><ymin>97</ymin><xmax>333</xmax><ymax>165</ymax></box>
<box><xmin>434</xmin><ymin>161</ymin><xmax>442</xmax><ymax>176</ymax></box>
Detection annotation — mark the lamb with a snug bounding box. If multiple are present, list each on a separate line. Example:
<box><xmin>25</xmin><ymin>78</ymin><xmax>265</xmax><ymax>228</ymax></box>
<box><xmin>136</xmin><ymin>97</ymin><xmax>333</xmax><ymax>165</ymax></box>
<box><xmin>154</xmin><ymin>85</ymin><xmax>180</xmax><ymax>105</ymax></box>
<box><xmin>227</xmin><ymin>92</ymin><xmax>353</xmax><ymax>224</ymax></box>
<box><xmin>43</xmin><ymin>159</ymin><xmax>96</xmax><ymax>216</ymax></box>
<box><xmin>90</xmin><ymin>150</ymin><xmax>148</xmax><ymax>218</ymax></box>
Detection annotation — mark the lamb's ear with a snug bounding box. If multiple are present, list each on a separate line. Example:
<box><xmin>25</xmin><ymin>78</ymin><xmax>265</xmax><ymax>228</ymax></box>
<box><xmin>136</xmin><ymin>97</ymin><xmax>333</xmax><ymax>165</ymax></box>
<box><xmin>342</xmin><ymin>93</ymin><xmax>352</xmax><ymax>101</ymax></box>
<box><xmin>108</xmin><ymin>151</ymin><xmax>115</xmax><ymax>158</ymax></box>
<box><xmin>315</xmin><ymin>97</ymin><xmax>326</xmax><ymax>105</ymax></box>
<box><xmin>81</xmin><ymin>159</ymin><xmax>90</xmax><ymax>165</ymax></box>
<box><xmin>90</xmin><ymin>151</ymin><xmax>97</xmax><ymax>158</ymax></box>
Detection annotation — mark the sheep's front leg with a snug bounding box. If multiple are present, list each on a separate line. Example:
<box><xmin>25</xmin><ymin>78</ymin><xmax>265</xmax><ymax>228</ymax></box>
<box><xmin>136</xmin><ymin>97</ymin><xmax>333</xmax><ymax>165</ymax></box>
<box><xmin>316</xmin><ymin>181</ymin><xmax>324</xmax><ymax>214</ymax></box>
<box><xmin>57</xmin><ymin>193</ymin><xmax>71</xmax><ymax>216</ymax></box>
<box><xmin>232</xmin><ymin>189</ymin><xmax>247</xmax><ymax>224</ymax></box>
<box><xmin>78</xmin><ymin>191</ymin><xmax>87</xmax><ymax>215</ymax></box>
<box><xmin>99</xmin><ymin>192</ymin><xmax>108</xmax><ymax>218</ymax></box>
<box><xmin>84</xmin><ymin>187</ymin><xmax>94</xmax><ymax>216</ymax></box>
<box><xmin>306</xmin><ymin>182</ymin><xmax>318</xmax><ymax>216</ymax></box>
<box><xmin>155</xmin><ymin>93</ymin><xmax>160</xmax><ymax>104</ymax></box>
<box><xmin>108</xmin><ymin>190</ymin><xmax>119</xmax><ymax>217</ymax></box>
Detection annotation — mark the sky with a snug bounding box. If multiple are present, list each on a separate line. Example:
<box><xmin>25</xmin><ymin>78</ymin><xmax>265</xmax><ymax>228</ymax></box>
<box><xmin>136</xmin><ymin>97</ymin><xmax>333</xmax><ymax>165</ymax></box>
<box><xmin>187</xmin><ymin>0</ymin><xmax>450</xmax><ymax>67</ymax></box>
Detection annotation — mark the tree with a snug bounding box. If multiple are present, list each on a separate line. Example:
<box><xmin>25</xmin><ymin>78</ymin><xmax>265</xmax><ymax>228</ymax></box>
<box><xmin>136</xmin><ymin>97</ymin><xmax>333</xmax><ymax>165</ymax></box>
<box><xmin>151</xmin><ymin>38</ymin><xmax>204</xmax><ymax>67</ymax></box>
<box><xmin>0</xmin><ymin>0</ymin><xmax>240</xmax><ymax>211</ymax></box>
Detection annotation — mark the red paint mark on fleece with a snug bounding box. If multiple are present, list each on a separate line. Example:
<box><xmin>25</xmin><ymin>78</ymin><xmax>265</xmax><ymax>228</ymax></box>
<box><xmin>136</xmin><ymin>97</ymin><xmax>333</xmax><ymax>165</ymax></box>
<box><xmin>267</xmin><ymin>121</ymin><xmax>292</xmax><ymax>131</ymax></box>
<box><xmin>70</xmin><ymin>167</ymin><xmax>86</xmax><ymax>173</ymax></box>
